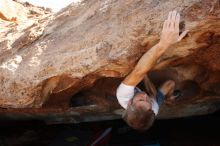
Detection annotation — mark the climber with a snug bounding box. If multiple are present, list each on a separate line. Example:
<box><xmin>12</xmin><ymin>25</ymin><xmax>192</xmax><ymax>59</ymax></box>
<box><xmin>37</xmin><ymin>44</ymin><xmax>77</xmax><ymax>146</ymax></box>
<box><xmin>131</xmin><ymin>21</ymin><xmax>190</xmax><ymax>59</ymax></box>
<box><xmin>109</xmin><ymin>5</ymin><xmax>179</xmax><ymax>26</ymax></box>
<box><xmin>116</xmin><ymin>11</ymin><xmax>188</xmax><ymax>130</ymax></box>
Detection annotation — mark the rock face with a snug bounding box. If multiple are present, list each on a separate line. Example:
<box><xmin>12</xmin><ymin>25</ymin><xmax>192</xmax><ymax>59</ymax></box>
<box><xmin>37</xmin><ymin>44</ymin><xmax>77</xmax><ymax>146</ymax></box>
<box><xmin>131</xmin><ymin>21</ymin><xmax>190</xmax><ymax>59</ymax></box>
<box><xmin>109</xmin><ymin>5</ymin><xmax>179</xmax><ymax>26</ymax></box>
<box><xmin>0</xmin><ymin>0</ymin><xmax>220</xmax><ymax>122</ymax></box>
<box><xmin>0</xmin><ymin>0</ymin><xmax>27</xmax><ymax>22</ymax></box>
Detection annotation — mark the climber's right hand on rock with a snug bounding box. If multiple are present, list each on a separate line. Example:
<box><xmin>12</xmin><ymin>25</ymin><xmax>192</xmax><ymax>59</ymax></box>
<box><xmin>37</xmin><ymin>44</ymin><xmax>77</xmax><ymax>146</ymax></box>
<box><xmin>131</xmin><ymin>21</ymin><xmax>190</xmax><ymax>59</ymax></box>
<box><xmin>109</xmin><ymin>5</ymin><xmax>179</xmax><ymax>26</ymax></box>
<box><xmin>159</xmin><ymin>11</ymin><xmax>188</xmax><ymax>48</ymax></box>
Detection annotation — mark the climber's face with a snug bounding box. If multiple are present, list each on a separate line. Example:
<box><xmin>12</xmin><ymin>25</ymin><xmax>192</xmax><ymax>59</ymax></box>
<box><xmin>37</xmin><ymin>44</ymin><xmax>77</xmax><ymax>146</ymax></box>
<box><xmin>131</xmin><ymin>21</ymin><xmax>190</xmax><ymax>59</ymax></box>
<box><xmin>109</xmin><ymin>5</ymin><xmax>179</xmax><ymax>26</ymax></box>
<box><xmin>129</xmin><ymin>92</ymin><xmax>152</xmax><ymax>111</ymax></box>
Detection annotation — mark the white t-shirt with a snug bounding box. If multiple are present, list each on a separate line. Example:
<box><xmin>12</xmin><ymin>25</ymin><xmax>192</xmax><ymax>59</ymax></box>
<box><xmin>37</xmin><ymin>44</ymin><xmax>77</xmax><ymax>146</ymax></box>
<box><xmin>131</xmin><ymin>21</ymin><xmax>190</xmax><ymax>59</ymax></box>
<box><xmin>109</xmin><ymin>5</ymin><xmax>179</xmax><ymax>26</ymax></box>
<box><xmin>116</xmin><ymin>83</ymin><xmax>159</xmax><ymax>115</ymax></box>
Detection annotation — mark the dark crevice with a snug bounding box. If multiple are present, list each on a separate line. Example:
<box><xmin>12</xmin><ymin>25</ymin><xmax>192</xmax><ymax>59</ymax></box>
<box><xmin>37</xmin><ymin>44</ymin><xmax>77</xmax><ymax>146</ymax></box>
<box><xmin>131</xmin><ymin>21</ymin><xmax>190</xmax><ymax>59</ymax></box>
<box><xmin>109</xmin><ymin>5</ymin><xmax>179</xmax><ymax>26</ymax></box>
<box><xmin>70</xmin><ymin>92</ymin><xmax>94</xmax><ymax>107</ymax></box>
<box><xmin>69</xmin><ymin>77</ymin><xmax>122</xmax><ymax>109</ymax></box>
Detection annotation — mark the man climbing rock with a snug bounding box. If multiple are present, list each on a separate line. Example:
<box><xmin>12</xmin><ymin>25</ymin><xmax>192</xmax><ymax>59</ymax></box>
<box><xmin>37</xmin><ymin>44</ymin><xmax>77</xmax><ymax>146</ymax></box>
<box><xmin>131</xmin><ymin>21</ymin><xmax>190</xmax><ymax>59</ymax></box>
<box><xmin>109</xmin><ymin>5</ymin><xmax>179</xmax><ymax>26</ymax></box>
<box><xmin>116</xmin><ymin>11</ymin><xmax>188</xmax><ymax>130</ymax></box>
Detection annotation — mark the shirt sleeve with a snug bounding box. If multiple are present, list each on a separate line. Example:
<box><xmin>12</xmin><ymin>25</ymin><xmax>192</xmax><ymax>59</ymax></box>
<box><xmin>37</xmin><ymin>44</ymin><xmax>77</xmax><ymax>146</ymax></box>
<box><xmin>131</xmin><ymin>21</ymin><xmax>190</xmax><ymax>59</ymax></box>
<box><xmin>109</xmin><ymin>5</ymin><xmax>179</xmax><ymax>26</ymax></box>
<box><xmin>150</xmin><ymin>98</ymin><xmax>159</xmax><ymax>115</ymax></box>
<box><xmin>116</xmin><ymin>83</ymin><xmax>135</xmax><ymax>109</ymax></box>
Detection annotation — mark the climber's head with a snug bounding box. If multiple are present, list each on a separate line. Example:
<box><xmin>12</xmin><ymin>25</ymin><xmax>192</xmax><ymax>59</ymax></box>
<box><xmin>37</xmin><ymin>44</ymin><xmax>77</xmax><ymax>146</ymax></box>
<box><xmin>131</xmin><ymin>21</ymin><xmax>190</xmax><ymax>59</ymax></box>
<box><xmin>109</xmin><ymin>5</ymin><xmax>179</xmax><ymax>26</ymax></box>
<box><xmin>122</xmin><ymin>92</ymin><xmax>155</xmax><ymax>130</ymax></box>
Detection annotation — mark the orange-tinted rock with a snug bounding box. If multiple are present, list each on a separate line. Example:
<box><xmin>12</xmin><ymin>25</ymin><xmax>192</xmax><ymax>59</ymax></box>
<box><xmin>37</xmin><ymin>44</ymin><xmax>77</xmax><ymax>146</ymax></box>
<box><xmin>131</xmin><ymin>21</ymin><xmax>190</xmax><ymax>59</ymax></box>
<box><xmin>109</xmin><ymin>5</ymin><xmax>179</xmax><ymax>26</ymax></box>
<box><xmin>0</xmin><ymin>0</ymin><xmax>27</xmax><ymax>22</ymax></box>
<box><xmin>0</xmin><ymin>0</ymin><xmax>220</xmax><ymax>122</ymax></box>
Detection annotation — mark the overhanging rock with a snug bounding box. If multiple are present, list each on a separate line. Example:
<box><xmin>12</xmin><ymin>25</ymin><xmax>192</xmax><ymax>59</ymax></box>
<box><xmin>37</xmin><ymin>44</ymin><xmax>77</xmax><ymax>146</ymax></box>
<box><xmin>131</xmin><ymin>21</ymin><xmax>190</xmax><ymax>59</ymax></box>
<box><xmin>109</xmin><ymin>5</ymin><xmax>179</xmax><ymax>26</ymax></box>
<box><xmin>0</xmin><ymin>0</ymin><xmax>220</xmax><ymax>122</ymax></box>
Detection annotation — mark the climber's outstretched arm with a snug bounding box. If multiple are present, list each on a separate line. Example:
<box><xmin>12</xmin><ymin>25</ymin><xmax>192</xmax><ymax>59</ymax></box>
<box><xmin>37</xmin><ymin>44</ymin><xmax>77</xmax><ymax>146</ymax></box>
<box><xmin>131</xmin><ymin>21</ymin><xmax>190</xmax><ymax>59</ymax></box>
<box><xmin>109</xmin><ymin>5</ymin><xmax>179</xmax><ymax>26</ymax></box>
<box><xmin>123</xmin><ymin>11</ymin><xmax>188</xmax><ymax>86</ymax></box>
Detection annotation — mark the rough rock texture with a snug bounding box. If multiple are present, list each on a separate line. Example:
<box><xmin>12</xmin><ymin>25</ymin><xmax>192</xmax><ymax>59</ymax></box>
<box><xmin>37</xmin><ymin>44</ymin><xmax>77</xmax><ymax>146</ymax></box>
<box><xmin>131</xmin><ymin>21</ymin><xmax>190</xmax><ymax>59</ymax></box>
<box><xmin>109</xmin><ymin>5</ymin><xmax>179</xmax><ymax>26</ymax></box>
<box><xmin>0</xmin><ymin>0</ymin><xmax>220</xmax><ymax>122</ymax></box>
<box><xmin>0</xmin><ymin>0</ymin><xmax>27</xmax><ymax>22</ymax></box>
<box><xmin>0</xmin><ymin>0</ymin><xmax>52</xmax><ymax>107</ymax></box>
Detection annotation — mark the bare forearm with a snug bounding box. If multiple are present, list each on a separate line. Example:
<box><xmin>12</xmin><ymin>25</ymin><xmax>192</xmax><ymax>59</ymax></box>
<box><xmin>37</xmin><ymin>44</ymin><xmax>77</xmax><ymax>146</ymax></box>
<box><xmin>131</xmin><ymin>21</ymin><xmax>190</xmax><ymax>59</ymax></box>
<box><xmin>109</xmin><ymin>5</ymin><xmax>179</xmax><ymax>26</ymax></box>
<box><xmin>123</xmin><ymin>43</ymin><xmax>168</xmax><ymax>86</ymax></box>
<box><xmin>133</xmin><ymin>42</ymin><xmax>168</xmax><ymax>75</ymax></box>
<box><xmin>123</xmin><ymin>11</ymin><xmax>188</xmax><ymax>86</ymax></box>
